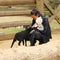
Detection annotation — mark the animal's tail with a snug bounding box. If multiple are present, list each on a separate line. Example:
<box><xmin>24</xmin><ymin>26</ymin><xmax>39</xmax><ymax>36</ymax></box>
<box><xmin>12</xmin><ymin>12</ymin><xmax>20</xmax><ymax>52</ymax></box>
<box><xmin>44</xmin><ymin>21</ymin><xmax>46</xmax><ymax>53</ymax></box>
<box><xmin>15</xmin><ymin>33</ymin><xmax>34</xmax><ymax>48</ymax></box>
<box><xmin>10</xmin><ymin>38</ymin><xmax>16</xmax><ymax>48</ymax></box>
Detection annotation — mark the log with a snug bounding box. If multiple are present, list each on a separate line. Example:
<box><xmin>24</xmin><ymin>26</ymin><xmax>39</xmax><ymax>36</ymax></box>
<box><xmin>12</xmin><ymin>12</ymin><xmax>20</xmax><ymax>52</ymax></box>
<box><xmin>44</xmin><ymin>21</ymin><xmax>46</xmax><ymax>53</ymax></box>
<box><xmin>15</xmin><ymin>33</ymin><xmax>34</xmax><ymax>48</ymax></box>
<box><xmin>44</xmin><ymin>1</ymin><xmax>60</xmax><ymax>24</ymax></box>
<box><xmin>36</xmin><ymin>0</ymin><xmax>44</xmax><ymax>15</ymax></box>
<box><xmin>0</xmin><ymin>40</ymin><xmax>60</xmax><ymax>60</ymax></box>
<box><xmin>0</xmin><ymin>0</ymin><xmax>35</xmax><ymax>6</ymax></box>
<box><xmin>0</xmin><ymin>10</ymin><xmax>31</xmax><ymax>16</ymax></box>
<box><xmin>0</xmin><ymin>21</ymin><xmax>31</xmax><ymax>40</ymax></box>
<box><xmin>0</xmin><ymin>33</ymin><xmax>15</xmax><ymax>40</ymax></box>
<box><xmin>49</xmin><ymin>0</ymin><xmax>60</xmax><ymax>3</ymax></box>
<box><xmin>54</xmin><ymin>16</ymin><xmax>60</xmax><ymax>24</ymax></box>
<box><xmin>49</xmin><ymin>5</ymin><xmax>60</xmax><ymax>24</ymax></box>
<box><xmin>0</xmin><ymin>21</ymin><xmax>31</xmax><ymax>28</ymax></box>
<box><xmin>44</xmin><ymin>1</ymin><xmax>54</xmax><ymax>15</ymax></box>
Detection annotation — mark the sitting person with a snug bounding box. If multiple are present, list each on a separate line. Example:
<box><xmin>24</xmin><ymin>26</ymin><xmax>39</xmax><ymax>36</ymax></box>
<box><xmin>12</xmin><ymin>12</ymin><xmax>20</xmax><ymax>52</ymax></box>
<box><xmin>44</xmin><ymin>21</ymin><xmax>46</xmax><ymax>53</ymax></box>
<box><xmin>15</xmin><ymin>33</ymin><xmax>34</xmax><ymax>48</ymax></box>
<box><xmin>30</xmin><ymin>9</ymin><xmax>44</xmax><ymax>34</ymax></box>
<box><xmin>29</xmin><ymin>9</ymin><xmax>52</xmax><ymax>46</ymax></box>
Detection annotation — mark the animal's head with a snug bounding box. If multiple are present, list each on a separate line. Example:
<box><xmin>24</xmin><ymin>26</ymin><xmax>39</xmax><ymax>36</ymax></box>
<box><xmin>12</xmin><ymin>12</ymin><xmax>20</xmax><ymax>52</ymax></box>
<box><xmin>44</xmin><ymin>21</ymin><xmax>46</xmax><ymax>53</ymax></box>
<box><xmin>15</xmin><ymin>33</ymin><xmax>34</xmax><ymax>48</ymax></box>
<box><xmin>25</xmin><ymin>27</ymin><xmax>31</xmax><ymax>33</ymax></box>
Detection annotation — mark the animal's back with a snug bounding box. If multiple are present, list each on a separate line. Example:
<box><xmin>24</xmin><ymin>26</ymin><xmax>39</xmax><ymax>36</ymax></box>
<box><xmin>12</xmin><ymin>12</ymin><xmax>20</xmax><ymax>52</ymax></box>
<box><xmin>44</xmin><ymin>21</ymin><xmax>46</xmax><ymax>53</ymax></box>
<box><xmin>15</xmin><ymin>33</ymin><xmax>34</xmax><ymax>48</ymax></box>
<box><xmin>14</xmin><ymin>31</ymin><xmax>25</xmax><ymax>40</ymax></box>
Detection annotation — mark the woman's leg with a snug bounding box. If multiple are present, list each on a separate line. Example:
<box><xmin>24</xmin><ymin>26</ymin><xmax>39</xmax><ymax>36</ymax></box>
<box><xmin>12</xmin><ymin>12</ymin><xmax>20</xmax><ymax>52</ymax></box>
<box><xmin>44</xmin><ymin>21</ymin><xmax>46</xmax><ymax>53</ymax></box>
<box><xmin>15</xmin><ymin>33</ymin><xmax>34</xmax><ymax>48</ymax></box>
<box><xmin>29</xmin><ymin>30</ymin><xmax>42</xmax><ymax>46</ymax></box>
<box><xmin>29</xmin><ymin>32</ymin><xmax>35</xmax><ymax>46</ymax></box>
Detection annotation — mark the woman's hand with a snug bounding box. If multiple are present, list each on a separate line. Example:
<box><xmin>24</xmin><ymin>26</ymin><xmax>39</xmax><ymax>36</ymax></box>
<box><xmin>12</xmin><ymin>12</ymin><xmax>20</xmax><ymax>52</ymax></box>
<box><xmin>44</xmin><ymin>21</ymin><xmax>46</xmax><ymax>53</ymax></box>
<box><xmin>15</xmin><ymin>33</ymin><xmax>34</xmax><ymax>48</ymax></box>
<box><xmin>30</xmin><ymin>30</ymin><xmax>35</xmax><ymax>34</ymax></box>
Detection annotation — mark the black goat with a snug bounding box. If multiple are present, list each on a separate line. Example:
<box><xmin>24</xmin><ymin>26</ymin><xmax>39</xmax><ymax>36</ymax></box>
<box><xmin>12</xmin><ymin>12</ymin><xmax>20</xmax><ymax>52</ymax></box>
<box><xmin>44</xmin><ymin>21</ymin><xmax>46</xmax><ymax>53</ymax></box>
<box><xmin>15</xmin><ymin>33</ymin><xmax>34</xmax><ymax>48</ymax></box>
<box><xmin>10</xmin><ymin>27</ymin><xmax>31</xmax><ymax>48</ymax></box>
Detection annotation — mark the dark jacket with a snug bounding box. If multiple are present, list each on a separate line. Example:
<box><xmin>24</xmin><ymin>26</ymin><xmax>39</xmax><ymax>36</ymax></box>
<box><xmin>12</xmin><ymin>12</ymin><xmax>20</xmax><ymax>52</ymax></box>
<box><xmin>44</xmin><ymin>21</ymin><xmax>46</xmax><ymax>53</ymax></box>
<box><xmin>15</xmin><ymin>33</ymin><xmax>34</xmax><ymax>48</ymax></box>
<box><xmin>42</xmin><ymin>16</ymin><xmax>52</xmax><ymax>39</ymax></box>
<box><xmin>31</xmin><ymin>16</ymin><xmax>52</xmax><ymax>43</ymax></box>
<box><xmin>41</xmin><ymin>16</ymin><xmax>52</xmax><ymax>43</ymax></box>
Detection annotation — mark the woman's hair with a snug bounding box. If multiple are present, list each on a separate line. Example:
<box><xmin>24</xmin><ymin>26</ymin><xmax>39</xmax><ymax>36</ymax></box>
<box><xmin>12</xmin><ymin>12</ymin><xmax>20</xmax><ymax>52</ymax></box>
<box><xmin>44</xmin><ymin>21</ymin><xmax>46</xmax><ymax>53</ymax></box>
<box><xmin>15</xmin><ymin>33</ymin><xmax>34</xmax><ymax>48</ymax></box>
<box><xmin>31</xmin><ymin>9</ymin><xmax>42</xmax><ymax>17</ymax></box>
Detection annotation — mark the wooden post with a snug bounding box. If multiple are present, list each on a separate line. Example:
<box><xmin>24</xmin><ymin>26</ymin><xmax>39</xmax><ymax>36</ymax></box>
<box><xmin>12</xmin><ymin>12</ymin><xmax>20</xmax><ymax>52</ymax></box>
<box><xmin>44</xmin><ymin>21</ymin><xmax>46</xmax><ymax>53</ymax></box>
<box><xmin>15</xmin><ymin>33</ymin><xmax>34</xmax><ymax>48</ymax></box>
<box><xmin>36</xmin><ymin>0</ymin><xmax>44</xmax><ymax>15</ymax></box>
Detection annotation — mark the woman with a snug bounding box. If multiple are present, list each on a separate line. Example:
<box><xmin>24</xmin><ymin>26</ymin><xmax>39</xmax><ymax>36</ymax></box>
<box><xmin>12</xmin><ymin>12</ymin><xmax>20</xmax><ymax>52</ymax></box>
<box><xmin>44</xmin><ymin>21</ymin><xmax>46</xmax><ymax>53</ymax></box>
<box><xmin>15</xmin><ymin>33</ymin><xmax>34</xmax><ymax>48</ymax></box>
<box><xmin>29</xmin><ymin>9</ymin><xmax>52</xmax><ymax>46</ymax></box>
<box><xmin>29</xmin><ymin>9</ymin><xmax>44</xmax><ymax>46</ymax></box>
<box><xmin>30</xmin><ymin>9</ymin><xmax>44</xmax><ymax>33</ymax></box>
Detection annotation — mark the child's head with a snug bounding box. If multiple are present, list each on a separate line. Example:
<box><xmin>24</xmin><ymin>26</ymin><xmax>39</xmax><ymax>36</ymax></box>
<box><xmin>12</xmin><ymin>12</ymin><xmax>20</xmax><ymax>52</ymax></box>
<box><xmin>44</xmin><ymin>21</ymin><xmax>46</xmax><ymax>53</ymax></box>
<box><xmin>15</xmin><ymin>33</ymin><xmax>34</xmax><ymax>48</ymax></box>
<box><xmin>31</xmin><ymin>9</ymin><xmax>42</xmax><ymax>19</ymax></box>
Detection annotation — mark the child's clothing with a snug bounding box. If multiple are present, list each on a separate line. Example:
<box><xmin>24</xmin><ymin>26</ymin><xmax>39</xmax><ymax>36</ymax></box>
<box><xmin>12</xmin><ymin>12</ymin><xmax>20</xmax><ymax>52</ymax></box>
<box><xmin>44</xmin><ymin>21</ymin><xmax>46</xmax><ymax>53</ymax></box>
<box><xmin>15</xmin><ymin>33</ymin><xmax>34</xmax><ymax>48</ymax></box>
<box><xmin>32</xmin><ymin>16</ymin><xmax>44</xmax><ymax>31</ymax></box>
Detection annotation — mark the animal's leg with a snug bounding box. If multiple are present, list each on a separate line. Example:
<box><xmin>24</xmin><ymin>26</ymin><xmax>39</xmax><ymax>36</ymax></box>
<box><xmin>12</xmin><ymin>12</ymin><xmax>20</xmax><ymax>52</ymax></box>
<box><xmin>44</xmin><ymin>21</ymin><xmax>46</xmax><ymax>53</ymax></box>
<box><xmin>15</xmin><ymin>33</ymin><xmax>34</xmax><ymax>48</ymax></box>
<box><xmin>22</xmin><ymin>40</ymin><xmax>24</xmax><ymax>46</ymax></box>
<box><xmin>10</xmin><ymin>38</ymin><xmax>16</xmax><ymax>48</ymax></box>
<box><xmin>25</xmin><ymin>40</ymin><xmax>27</xmax><ymax>46</ymax></box>
<box><xmin>18</xmin><ymin>41</ymin><xmax>21</xmax><ymax>46</ymax></box>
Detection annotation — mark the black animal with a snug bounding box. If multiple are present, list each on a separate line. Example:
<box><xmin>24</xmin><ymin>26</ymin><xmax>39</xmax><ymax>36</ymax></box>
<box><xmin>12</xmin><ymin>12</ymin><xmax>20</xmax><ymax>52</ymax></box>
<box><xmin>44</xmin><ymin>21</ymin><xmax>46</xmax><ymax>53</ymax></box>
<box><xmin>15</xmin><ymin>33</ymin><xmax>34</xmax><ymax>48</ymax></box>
<box><xmin>10</xmin><ymin>27</ymin><xmax>31</xmax><ymax>48</ymax></box>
